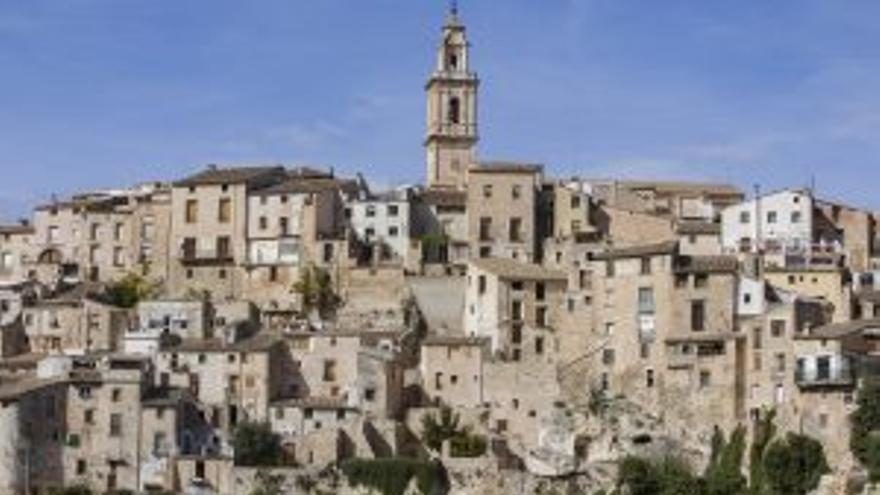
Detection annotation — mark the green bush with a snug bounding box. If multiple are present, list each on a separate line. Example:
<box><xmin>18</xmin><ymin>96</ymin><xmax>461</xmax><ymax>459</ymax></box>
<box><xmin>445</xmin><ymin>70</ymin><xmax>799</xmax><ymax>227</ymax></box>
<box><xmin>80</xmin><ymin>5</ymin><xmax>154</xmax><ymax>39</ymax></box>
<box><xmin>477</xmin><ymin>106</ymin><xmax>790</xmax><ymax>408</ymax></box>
<box><xmin>703</xmin><ymin>425</ymin><xmax>747</xmax><ymax>495</ymax></box>
<box><xmin>421</xmin><ymin>406</ymin><xmax>486</xmax><ymax>457</ymax></box>
<box><xmin>102</xmin><ymin>273</ymin><xmax>157</xmax><ymax>308</ymax></box>
<box><xmin>762</xmin><ymin>433</ymin><xmax>829</xmax><ymax>495</ymax></box>
<box><xmin>749</xmin><ymin>409</ymin><xmax>777</xmax><ymax>493</ymax></box>
<box><xmin>852</xmin><ymin>377</ymin><xmax>880</xmax><ymax>479</ymax></box>
<box><xmin>233</xmin><ymin>421</ymin><xmax>283</xmax><ymax>467</ymax></box>
<box><xmin>340</xmin><ymin>458</ymin><xmax>445</xmax><ymax>495</ymax></box>
<box><xmin>450</xmin><ymin>433</ymin><xmax>487</xmax><ymax>458</ymax></box>
<box><xmin>617</xmin><ymin>456</ymin><xmax>702</xmax><ymax>495</ymax></box>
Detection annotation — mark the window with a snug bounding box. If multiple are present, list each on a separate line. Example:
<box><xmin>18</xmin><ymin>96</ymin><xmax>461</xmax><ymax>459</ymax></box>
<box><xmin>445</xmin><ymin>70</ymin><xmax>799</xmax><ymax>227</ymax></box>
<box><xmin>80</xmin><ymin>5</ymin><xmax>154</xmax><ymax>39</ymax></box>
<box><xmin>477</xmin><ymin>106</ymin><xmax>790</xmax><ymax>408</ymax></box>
<box><xmin>691</xmin><ymin>300</ymin><xmax>705</xmax><ymax>331</ymax></box>
<box><xmin>535</xmin><ymin>336</ymin><xmax>544</xmax><ymax>355</ymax></box>
<box><xmin>646</xmin><ymin>369</ymin><xmax>655</xmax><ymax>388</ymax></box>
<box><xmin>752</xmin><ymin>327</ymin><xmax>762</xmax><ymax>349</ymax></box>
<box><xmin>478</xmin><ymin>275</ymin><xmax>486</xmax><ymax>294</ymax></box>
<box><xmin>571</xmin><ymin>195</ymin><xmax>581</xmax><ymax>208</ymax></box>
<box><xmin>269</xmin><ymin>266</ymin><xmax>278</xmax><ymax>282</ymax></box>
<box><xmin>479</xmin><ymin>246</ymin><xmax>491</xmax><ymax>258</ymax></box>
<box><xmin>114</xmin><ymin>222</ymin><xmax>124</xmax><ymax>241</ymax></box>
<box><xmin>216</xmin><ymin>236</ymin><xmax>231</xmax><ymax>258</ymax></box>
<box><xmin>511</xmin><ymin>300</ymin><xmax>523</xmax><ymax>321</ymax></box>
<box><xmin>770</xmin><ymin>320</ymin><xmax>786</xmax><ymax>338</ymax></box>
<box><xmin>675</xmin><ymin>274</ymin><xmax>689</xmax><ymax>288</ymax></box>
<box><xmin>602</xmin><ymin>348</ymin><xmax>615</xmax><ymax>366</ymax></box>
<box><xmin>694</xmin><ymin>274</ymin><xmax>708</xmax><ymax>288</ymax></box>
<box><xmin>512</xmin><ymin>185</ymin><xmax>521</xmax><ymax>199</ymax></box>
<box><xmin>182</xmin><ymin>237</ymin><xmax>196</xmax><ymax>259</ymax></box>
<box><xmin>365</xmin><ymin>388</ymin><xmax>376</xmax><ymax>402</ymax></box>
<box><xmin>113</xmin><ymin>247</ymin><xmax>124</xmax><ymax>267</ymax></box>
<box><xmin>699</xmin><ymin>370</ymin><xmax>711</xmax><ymax>388</ymax></box>
<box><xmin>110</xmin><ymin>414</ymin><xmax>122</xmax><ymax>437</ymax></box>
<box><xmin>387</xmin><ymin>204</ymin><xmax>399</xmax><ymax>217</ymax></box>
<box><xmin>153</xmin><ymin>432</ymin><xmax>167</xmax><ymax>455</ymax></box>
<box><xmin>605</xmin><ymin>322</ymin><xmax>615</xmax><ymax>336</ymax></box>
<box><xmin>77</xmin><ymin>459</ymin><xmax>87</xmax><ymax>475</ymax></box>
<box><xmin>323</xmin><ymin>360</ymin><xmax>337</xmax><ymax>382</ymax></box>
<box><xmin>605</xmin><ymin>260</ymin><xmax>615</xmax><ymax>278</ymax></box>
<box><xmin>640</xmin><ymin>257</ymin><xmax>651</xmax><ymax>275</ymax></box>
<box><xmin>740</xmin><ymin>211</ymin><xmax>750</xmax><ymax>224</ymax></box>
<box><xmin>280</xmin><ymin>195</ymin><xmax>288</xmax><ymax>204</ymax></box>
<box><xmin>90</xmin><ymin>223</ymin><xmax>100</xmax><ymax>241</ymax></box>
<box><xmin>259</xmin><ymin>216</ymin><xmax>268</xmax><ymax>230</ymax></box>
<box><xmin>84</xmin><ymin>409</ymin><xmax>95</xmax><ymax>424</ymax></box>
<box><xmin>185</xmin><ymin>199</ymin><xmax>198</xmax><ymax>223</ymax></box>
<box><xmin>280</xmin><ymin>217</ymin><xmax>289</xmax><ymax>236</ymax></box>
<box><xmin>791</xmin><ymin>211</ymin><xmax>802</xmax><ymax>223</ymax></box>
<box><xmin>638</xmin><ymin>287</ymin><xmax>655</xmax><ymax>314</ymax></box>
<box><xmin>775</xmin><ymin>353</ymin><xmax>786</xmax><ymax>373</ymax></box>
<box><xmin>218</xmin><ymin>198</ymin><xmax>231</xmax><ymax>223</ymax></box>
<box><xmin>479</xmin><ymin>217</ymin><xmax>492</xmax><ymax>241</ymax></box>
<box><xmin>767</xmin><ymin>211</ymin><xmax>778</xmax><ymax>224</ymax></box>
<box><xmin>388</xmin><ymin>226</ymin><xmax>399</xmax><ymax>237</ymax></box>
<box><xmin>536</xmin><ymin>282</ymin><xmax>546</xmax><ymax>301</ymax></box>
<box><xmin>365</xmin><ymin>227</ymin><xmax>375</xmax><ymax>238</ymax></box>
<box><xmin>482</xmin><ymin>185</ymin><xmax>492</xmax><ymax>199</ymax></box>
<box><xmin>112</xmin><ymin>388</ymin><xmax>121</xmax><ymax>402</ymax></box>
<box><xmin>536</xmin><ymin>306</ymin><xmax>548</xmax><ymax>327</ymax></box>
<box><xmin>509</xmin><ymin>217</ymin><xmax>522</xmax><ymax>242</ymax></box>
<box><xmin>366</xmin><ymin>205</ymin><xmax>376</xmax><ymax>217</ymax></box>
<box><xmin>448</xmin><ymin>96</ymin><xmax>461</xmax><ymax>124</ymax></box>
<box><xmin>511</xmin><ymin>324</ymin><xmax>522</xmax><ymax>344</ymax></box>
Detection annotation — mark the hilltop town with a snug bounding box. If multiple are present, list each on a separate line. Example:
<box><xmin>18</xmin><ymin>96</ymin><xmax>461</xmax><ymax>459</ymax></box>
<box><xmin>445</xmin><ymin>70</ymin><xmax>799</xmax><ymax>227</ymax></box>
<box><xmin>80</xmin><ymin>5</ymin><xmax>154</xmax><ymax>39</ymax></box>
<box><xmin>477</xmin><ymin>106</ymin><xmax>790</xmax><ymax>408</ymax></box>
<box><xmin>2</xmin><ymin>8</ymin><xmax>880</xmax><ymax>495</ymax></box>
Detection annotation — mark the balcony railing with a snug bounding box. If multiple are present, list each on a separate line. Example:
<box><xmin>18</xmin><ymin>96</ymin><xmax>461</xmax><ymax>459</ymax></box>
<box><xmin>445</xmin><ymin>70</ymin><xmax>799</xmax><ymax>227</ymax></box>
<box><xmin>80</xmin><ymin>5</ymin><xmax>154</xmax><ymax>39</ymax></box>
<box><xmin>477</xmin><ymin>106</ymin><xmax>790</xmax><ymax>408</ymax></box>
<box><xmin>179</xmin><ymin>249</ymin><xmax>234</xmax><ymax>266</ymax></box>
<box><xmin>795</xmin><ymin>357</ymin><xmax>855</xmax><ymax>388</ymax></box>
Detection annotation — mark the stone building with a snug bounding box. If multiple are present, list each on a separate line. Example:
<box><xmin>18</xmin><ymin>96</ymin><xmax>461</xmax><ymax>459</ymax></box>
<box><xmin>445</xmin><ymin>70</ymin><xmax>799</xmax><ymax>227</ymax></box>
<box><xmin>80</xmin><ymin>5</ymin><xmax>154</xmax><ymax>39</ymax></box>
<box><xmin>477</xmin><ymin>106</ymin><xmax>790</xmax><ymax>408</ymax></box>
<box><xmin>425</xmin><ymin>8</ymin><xmax>479</xmax><ymax>190</ymax></box>
<box><xmin>419</xmin><ymin>336</ymin><xmax>486</xmax><ymax>408</ymax></box>
<box><xmin>467</xmin><ymin>163</ymin><xmax>543</xmax><ymax>262</ymax></box>
<box><xmin>22</xmin><ymin>287</ymin><xmax>132</xmax><ymax>354</ymax></box>
<box><xmin>0</xmin><ymin>223</ymin><xmax>35</xmax><ymax>284</ymax></box>
<box><xmin>346</xmin><ymin>188</ymin><xmax>414</xmax><ymax>269</ymax></box>
<box><xmin>0</xmin><ymin>376</ymin><xmax>67</xmax><ymax>494</ymax></box>
<box><xmin>585</xmin><ymin>179</ymin><xmax>743</xmax><ymax>221</ymax></box>
<box><xmin>463</xmin><ymin>258</ymin><xmax>567</xmax><ymax>360</ymax></box>
<box><xmin>411</xmin><ymin>188</ymin><xmax>469</xmax><ymax>271</ymax></box>
<box><xmin>154</xmin><ymin>333</ymin><xmax>285</xmax><ymax>452</ymax></box>
<box><xmin>582</xmin><ymin>242</ymin><xmax>745</xmax><ymax>433</ymax></box>
<box><xmin>169</xmin><ymin>165</ymin><xmax>287</xmax><ymax>300</ymax></box>
<box><xmin>244</xmin><ymin>170</ymin><xmax>346</xmax><ymax>307</ymax></box>
<box><xmin>62</xmin><ymin>355</ymin><xmax>150</xmax><ymax>493</ymax></box>
<box><xmin>764</xmin><ymin>266</ymin><xmax>853</xmax><ymax>322</ymax></box>
<box><xmin>123</xmin><ymin>299</ymin><xmax>211</xmax><ymax>355</ymax></box>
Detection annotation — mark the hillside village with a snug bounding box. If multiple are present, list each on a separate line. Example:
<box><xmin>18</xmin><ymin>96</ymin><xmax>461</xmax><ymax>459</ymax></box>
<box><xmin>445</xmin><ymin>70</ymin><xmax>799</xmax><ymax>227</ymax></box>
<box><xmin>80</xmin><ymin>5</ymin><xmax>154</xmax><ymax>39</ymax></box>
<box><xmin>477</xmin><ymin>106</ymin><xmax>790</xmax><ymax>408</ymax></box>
<box><xmin>2</xmin><ymin>7</ymin><xmax>880</xmax><ymax>495</ymax></box>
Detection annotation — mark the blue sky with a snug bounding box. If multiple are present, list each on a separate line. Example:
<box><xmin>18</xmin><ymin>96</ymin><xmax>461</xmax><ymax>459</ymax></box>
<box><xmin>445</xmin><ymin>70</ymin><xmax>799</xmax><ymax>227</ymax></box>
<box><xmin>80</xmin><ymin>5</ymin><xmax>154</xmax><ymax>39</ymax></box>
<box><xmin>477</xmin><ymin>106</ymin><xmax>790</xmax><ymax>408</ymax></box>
<box><xmin>1</xmin><ymin>0</ymin><xmax>880</xmax><ymax>220</ymax></box>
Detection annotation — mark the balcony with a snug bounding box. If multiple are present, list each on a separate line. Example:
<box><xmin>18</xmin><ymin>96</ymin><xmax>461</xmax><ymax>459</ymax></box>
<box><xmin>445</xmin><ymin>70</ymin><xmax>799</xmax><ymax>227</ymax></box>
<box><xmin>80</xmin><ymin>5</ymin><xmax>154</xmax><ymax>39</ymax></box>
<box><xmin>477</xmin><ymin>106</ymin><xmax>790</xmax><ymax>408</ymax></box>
<box><xmin>179</xmin><ymin>249</ymin><xmax>234</xmax><ymax>266</ymax></box>
<box><xmin>795</xmin><ymin>355</ymin><xmax>855</xmax><ymax>389</ymax></box>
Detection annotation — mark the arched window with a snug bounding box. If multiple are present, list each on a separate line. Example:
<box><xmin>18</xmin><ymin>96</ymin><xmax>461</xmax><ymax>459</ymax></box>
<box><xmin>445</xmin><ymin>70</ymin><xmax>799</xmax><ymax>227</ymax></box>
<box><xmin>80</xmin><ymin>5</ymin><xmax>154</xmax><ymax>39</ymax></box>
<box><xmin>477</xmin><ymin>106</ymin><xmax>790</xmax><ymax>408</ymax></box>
<box><xmin>447</xmin><ymin>53</ymin><xmax>459</xmax><ymax>70</ymax></box>
<box><xmin>448</xmin><ymin>97</ymin><xmax>461</xmax><ymax>124</ymax></box>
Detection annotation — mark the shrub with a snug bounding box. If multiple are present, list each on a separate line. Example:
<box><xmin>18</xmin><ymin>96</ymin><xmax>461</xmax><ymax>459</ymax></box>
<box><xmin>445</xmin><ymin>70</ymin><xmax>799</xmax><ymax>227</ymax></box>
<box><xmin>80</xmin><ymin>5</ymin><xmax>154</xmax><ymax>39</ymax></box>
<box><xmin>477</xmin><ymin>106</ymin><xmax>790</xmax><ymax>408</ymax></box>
<box><xmin>762</xmin><ymin>433</ymin><xmax>829</xmax><ymax>495</ymax></box>
<box><xmin>233</xmin><ymin>422</ymin><xmax>282</xmax><ymax>467</ymax></box>
<box><xmin>852</xmin><ymin>377</ymin><xmax>880</xmax><ymax>479</ymax></box>
<box><xmin>102</xmin><ymin>273</ymin><xmax>156</xmax><ymax>308</ymax></box>
<box><xmin>703</xmin><ymin>425</ymin><xmax>747</xmax><ymax>495</ymax></box>
<box><xmin>617</xmin><ymin>456</ymin><xmax>702</xmax><ymax>495</ymax></box>
<box><xmin>340</xmin><ymin>458</ymin><xmax>445</xmax><ymax>495</ymax></box>
<box><xmin>421</xmin><ymin>406</ymin><xmax>486</xmax><ymax>457</ymax></box>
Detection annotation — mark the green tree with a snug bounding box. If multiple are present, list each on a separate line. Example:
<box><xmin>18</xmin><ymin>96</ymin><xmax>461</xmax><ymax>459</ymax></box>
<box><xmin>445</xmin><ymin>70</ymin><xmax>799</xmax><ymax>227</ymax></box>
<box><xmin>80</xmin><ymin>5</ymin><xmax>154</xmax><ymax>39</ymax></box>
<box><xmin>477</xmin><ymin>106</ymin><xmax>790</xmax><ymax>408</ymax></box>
<box><xmin>420</xmin><ymin>406</ymin><xmax>486</xmax><ymax>457</ymax></box>
<box><xmin>852</xmin><ymin>377</ymin><xmax>880</xmax><ymax>480</ymax></box>
<box><xmin>617</xmin><ymin>456</ymin><xmax>703</xmax><ymax>495</ymax></box>
<box><xmin>102</xmin><ymin>273</ymin><xmax>157</xmax><ymax>308</ymax></box>
<box><xmin>749</xmin><ymin>409</ymin><xmax>777</xmax><ymax>494</ymax></box>
<box><xmin>292</xmin><ymin>265</ymin><xmax>339</xmax><ymax>318</ymax></box>
<box><xmin>233</xmin><ymin>422</ymin><xmax>282</xmax><ymax>467</ymax></box>
<box><xmin>703</xmin><ymin>426</ymin><xmax>747</xmax><ymax>495</ymax></box>
<box><xmin>762</xmin><ymin>433</ymin><xmax>829</xmax><ymax>495</ymax></box>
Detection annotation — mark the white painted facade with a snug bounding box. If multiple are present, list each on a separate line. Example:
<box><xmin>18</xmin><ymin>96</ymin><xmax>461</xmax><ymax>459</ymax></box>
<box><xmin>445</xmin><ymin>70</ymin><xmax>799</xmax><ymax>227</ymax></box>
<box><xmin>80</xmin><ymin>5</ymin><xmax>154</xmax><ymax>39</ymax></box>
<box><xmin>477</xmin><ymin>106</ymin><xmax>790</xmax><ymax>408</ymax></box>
<box><xmin>721</xmin><ymin>189</ymin><xmax>815</xmax><ymax>254</ymax></box>
<box><xmin>347</xmin><ymin>194</ymin><xmax>411</xmax><ymax>264</ymax></box>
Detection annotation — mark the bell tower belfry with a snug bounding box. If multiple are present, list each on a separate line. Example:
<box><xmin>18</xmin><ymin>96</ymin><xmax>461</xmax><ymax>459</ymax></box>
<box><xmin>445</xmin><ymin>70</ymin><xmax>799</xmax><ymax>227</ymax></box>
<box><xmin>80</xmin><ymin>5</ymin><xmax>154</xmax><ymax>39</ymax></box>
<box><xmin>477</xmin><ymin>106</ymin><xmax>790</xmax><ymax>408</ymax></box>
<box><xmin>425</xmin><ymin>3</ymin><xmax>479</xmax><ymax>190</ymax></box>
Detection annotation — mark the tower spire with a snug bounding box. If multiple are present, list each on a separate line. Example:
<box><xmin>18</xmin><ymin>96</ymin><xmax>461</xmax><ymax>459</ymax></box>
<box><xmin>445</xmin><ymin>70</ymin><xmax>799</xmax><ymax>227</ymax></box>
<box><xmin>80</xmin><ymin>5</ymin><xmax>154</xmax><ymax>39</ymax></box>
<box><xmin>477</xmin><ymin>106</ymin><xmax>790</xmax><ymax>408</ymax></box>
<box><xmin>450</xmin><ymin>0</ymin><xmax>458</xmax><ymax>16</ymax></box>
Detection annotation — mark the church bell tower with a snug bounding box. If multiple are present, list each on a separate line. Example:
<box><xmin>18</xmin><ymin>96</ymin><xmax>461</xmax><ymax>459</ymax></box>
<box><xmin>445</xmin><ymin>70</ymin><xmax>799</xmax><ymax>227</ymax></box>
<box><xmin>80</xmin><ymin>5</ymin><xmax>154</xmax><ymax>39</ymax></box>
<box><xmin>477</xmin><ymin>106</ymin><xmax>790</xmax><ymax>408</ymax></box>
<box><xmin>425</xmin><ymin>3</ymin><xmax>479</xmax><ymax>190</ymax></box>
